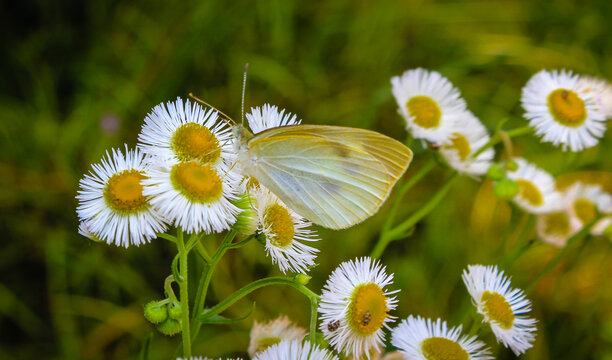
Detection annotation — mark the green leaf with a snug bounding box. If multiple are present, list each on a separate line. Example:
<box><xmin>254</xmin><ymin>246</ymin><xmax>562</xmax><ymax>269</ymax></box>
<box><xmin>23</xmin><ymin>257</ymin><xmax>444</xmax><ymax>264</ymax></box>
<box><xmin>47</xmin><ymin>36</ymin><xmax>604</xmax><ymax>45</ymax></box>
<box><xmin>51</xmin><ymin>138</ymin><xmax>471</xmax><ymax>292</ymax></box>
<box><xmin>199</xmin><ymin>302</ymin><xmax>256</xmax><ymax>324</ymax></box>
<box><xmin>139</xmin><ymin>333</ymin><xmax>153</xmax><ymax>360</ymax></box>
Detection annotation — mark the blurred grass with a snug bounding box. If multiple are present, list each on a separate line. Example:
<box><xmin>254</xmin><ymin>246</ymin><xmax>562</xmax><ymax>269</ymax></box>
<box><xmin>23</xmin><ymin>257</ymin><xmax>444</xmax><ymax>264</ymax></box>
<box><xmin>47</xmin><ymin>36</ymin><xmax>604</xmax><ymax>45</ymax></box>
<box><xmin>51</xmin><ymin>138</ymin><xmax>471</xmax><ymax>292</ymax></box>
<box><xmin>1</xmin><ymin>0</ymin><xmax>611</xmax><ymax>359</ymax></box>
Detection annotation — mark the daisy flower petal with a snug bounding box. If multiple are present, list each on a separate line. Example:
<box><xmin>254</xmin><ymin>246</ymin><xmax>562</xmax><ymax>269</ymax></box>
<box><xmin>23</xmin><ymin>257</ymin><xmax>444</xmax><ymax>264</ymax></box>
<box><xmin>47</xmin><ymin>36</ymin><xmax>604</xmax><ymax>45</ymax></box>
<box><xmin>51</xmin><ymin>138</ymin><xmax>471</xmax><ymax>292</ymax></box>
<box><xmin>246</xmin><ymin>104</ymin><xmax>301</xmax><ymax>134</ymax></box>
<box><xmin>76</xmin><ymin>146</ymin><xmax>169</xmax><ymax>247</ymax></box>
<box><xmin>507</xmin><ymin>158</ymin><xmax>563</xmax><ymax>214</ymax></box>
<box><xmin>391</xmin><ymin>315</ymin><xmax>492</xmax><ymax>360</ymax></box>
<box><xmin>318</xmin><ymin>257</ymin><xmax>399</xmax><ymax>359</ymax></box>
<box><xmin>253</xmin><ymin>339</ymin><xmax>339</xmax><ymax>360</ymax></box>
<box><xmin>462</xmin><ymin>265</ymin><xmax>537</xmax><ymax>356</ymax></box>
<box><xmin>521</xmin><ymin>70</ymin><xmax>607</xmax><ymax>151</ymax></box>
<box><xmin>391</xmin><ymin>68</ymin><xmax>468</xmax><ymax>144</ymax></box>
<box><xmin>248</xmin><ymin>316</ymin><xmax>307</xmax><ymax>358</ymax></box>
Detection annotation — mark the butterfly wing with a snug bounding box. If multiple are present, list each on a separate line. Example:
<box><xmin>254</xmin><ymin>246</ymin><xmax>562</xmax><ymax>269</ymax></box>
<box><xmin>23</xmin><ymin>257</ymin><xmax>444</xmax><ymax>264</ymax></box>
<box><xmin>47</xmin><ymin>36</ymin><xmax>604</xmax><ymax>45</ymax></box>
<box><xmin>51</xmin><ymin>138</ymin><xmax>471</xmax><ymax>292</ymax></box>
<box><xmin>245</xmin><ymin>125</ymin><xmax>413</xmax><ymax>229</ymax></box>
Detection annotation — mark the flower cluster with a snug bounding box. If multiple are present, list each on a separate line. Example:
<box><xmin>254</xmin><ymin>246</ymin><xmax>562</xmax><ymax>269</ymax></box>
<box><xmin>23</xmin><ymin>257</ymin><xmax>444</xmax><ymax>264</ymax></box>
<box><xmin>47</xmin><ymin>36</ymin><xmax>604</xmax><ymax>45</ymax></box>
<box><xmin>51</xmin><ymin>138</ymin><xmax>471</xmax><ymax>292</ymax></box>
<box><xmin>76</xmin><ymin>100</ymin><xmax>319</xmax><ymax>273</ymax></box>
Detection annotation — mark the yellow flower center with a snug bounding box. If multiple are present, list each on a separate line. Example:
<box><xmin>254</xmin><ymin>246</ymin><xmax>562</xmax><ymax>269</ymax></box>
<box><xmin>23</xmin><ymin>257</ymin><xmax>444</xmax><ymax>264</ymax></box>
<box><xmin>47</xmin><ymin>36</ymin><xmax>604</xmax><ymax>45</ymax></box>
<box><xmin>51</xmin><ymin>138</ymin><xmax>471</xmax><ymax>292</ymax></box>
<box><xmin>574</xmin><ymin>198</ymin><xmax>597</xmax><ymax>225</ymax></box>
<box><xmin>263</xmin><ymin>204</ymin><xmax>295</xmax><ymax>248</ymax></box>
<box><xmin>481</xmin><ymin>291</ymin><xmax>514</xmax><ymax>330</ymax></box>
<box><xmin>543</xmin><ymin>211</ymin><xmax>571</xmax><ymax>236</ymax></box>
<box><xmin>255</xmin><ymin>337</ymin><xmax>282</xmax><ymax>354</ymax></box>
<box><xmin>447</xmin><ymin>133</ymin><xmax>471</xmax><ymax>160</ymax></box>
<box><xmin>171</xmin><ymin>123</ymin><xmax>221</xmax><ymax>162</ymax></box>
<box><xmin>421</xmin><ymin>337</ymin><xmax>469</xmax><ymax>360</ymax></box>
<box><xmin>171</xmin><ymin>162</ymin><xmax>223</xmax><ymax>203</ymax></box>
<box><xmin>406</xmin><ymin>96</ymin><xmax>441</xmax><ymax>129</ymax></box>
<box><xmin>547</xmin><ymin>89</ymin><xmax>587</xmax><ymax>127</ymax></box>
<box><xmin>103</xmin><ymin>170</ymin><xmax>148</xmax><ymax>213</ymax></box>
<box><xmin>516</xmin><ymin>179</ymin><xmax>543</xmax><ymax>206</ymax></box>
<box><xmin>348</xmin><ymin>283</ymin><xmax>389</xmax><ymax>336</ymax></box>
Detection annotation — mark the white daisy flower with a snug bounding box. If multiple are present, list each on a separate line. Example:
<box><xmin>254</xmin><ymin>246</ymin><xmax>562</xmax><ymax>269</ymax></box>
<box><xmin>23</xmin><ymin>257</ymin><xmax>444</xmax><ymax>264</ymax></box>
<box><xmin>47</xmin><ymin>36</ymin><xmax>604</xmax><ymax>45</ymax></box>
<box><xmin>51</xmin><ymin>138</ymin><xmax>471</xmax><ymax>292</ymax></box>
<box><xmin>248</xmin><ymin>316</ymin><xmax>307</xmax><ymax>358</ymax></box>
<box><xmin>76</xmin><ymin>146</ymin><xmax>168</xmax><ymax>247</ymax></box>
<box><xmin>246</xmin><ymin>104</ymin><xmax>301</xmax><ymax>134</ymax></box>
<box><xmin>563</xmin><ymin>182</ymin><xmax>612</xmax><ymax>235</ymax></box>
<box><xmin>177</xmin><ymin>357</ymin><xmax>243</xmax><ymax>360</ymax></box>
<box><xmin>577</xmin><ymin>75</ymin><xmax>612</xmax><ymax>118</ymax></box>
<box><xmin>253</xmin><ymin>339</ymin><xmax>339</xmax><ymax>360</ymax></box>
<box><xmin>391</xmin><ymin>315</ymin><xmax>492</xmax><ymax>360</ymax></box>
<box><xmin>506</xmin><ymin>158</ymin><xmax>563</xmax><ymax>214</ymax></box>
<box><xmin>536</xmin><ymin>210</ymin><xmax>581</xmax><ymax>247</ymax></box>
<box><xmin>142</xmin><ymin>157</ymin><xmax>241</xmax><ymax>234</ymax></box>
<box><xmin>391</xmin><ymin>68</ymin><xmax>468</xmax><ymax>144</ymax></box>
<box><xmin>438</xmin><ymin>111</ymin><xmax>495</xmax><ymax>176</ymax></box>
<box><xmin>138</xmin><ymin>97</ymin><xmax>235</xmax><ymax>166</ymax></box>
<box><xmin>318</xmin><ymin>257</ymin><xmax>399</xmax><ymax>359</ymax></box>
<box><xmin>253</xmin><ymin>186</ymin><xmax>319</xmax><ymax>274</ymax></box>
<box><xmin>462</xmin><ymin>265</ymin><xmax>537</xmax><ymax>356</ymax></box>
<box><xmin>521</xmin><ymin>69</ymin><xmax>607</xmax><ymax>151</ymax></box>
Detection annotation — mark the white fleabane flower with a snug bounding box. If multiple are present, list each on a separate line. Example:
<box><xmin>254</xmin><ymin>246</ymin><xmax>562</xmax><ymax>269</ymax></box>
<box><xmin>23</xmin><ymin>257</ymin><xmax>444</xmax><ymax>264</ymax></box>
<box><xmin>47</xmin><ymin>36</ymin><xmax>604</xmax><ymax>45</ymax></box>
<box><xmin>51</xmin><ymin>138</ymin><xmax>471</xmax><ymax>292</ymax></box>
<box><xmin>578</xmin><ymin>75</ymin><xmax>612</xmax><ymax>118</ymax></box>
<box><xmin>177</xmin><ymin>357</ymin><xmax>243</xmax><ymax>360</ymax></box>
<box><xmin>439</xmin><ymin>111</ymin><xmax>494</xmax><ymax>176</ymax></box>
<box><xmin>564</xmin><ymin>183</ymin><xmax>612</xmax><ymax>234</ymax></box>
<box><xmin>142</xmin><ymin>157</ymin><xmax>241</xmax><ymax>234</ymax></box>
<box><xmin>391</xmin><ymin>68</ymin><xmax>467</xmax><ymax>144</ymax></box>
<box><xmin>138</xmin><ymin>97</ymin><xmax>235</xmax><ymax>166</ymax></box>
<box><xmin>248</xmin><ymin>316</ymin><xmax>307</xmax><ymax>358</ymax></box>
<box><xmin>462</xmin><ymin>265</ymin><xmax>537</xmax><ymax>356</ymax></box>
<box><xmin>318</xmin><ymin>257</ymin><xmax>399</xmax><ymax>359</ymax></box>
<box><xmin>253</xmin><ymin>186</ymin><xmax>319</xmax><ymax>274</ymax></box>
<box><xmin>77</xmin><ymin>221</ymin><xmax>104</xmax><ymax>243</ymax></box>
<box><xmin>76</xmin><ymin>146</ymin><xmax>168</xmax><ymax>247</ymax></box>
<box><xmin>247</xmin><ymin>104</ymin><xmax>301</xmax><ymax>134</ymax></box>
<box><xmin>253</xmin><ymin>340</ymin><xmax>339</xmax><ymax>360</ymax></box>
<box><xmin>506</xmin><ymin>158</ymin><xmax>562</xmax><ymax>214</ymax></box>
<box><xmin>391</xmin><ymin>315</ymin><xmax>492</xmax><ymax>360</ymax></box>
<box><xmin>521</xmin><ymin>69</ymin><xmax>607</xmax><ymax>151</ymax></box>
<box><xmin>536</xmin><ymin>210</ymin><xmax>581</xmax><ymax>247</ymax></box>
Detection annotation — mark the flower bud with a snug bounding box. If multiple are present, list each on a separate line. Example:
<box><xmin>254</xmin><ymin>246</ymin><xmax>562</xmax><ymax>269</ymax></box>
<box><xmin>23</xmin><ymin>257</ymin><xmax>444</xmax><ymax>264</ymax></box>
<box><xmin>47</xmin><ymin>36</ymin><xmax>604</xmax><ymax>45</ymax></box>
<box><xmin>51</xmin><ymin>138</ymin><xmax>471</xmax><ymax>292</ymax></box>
<box><xmin>232</xmin><ymin>194</ymin><xmax>259</xmax><ymax>236</ymax></box>
<box><xmin>486</xmin><ymin>163</ymin><xmax>506</xmax><ymax>181</ymax></box>
<box><xmin>157</xmin><ymin>318</ymin><xmax>182</xmax><ymax>336</ymax></box>
<box><xmin>493</xmin><ymin>178</ymin><xmax>520</xmax><ymax>199</ymax></box>
<box><xmin>506</xmin><ymin>160</ymin><xmax>518</xmax><ymax>171</ymax></box>
<box><xmin>168</xmin><ymin>304</ymin><xmax>183</xmax><ymax>320</ymax></box>
<box><xmin>294</xmin><ymin>273</ymin><xmax>311</xmax><ymax>285</ymax></box>
<box><xmin>144</xmin><ymin>300</ymin><xmax>168</xmax><ymax>324</ymax></box>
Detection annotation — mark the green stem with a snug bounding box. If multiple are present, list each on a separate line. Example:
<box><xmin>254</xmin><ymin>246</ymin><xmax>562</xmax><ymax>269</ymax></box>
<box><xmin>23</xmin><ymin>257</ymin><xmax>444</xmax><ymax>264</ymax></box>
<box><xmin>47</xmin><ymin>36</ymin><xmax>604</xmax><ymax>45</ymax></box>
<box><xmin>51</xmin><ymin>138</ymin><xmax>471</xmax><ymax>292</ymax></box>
<box><xmin>309</xmin><ymin>295</ymin><xmax>318</xmax><ymax>344</ymax></box>
<box><xmin>500</xmin><ymin>214</ymin><xmax>535</xmax><ymax>269</ymax></box>
<box><xmin>472</xmin><ymin>125</ymin><xmax>532</xmax><ymax>158</ymax></box>
<box><xmin>380</xmin><ymin>158</ymin><xmax>436</xmax><ymax>236</ymax></box>
<box><xmin>176</xmin><ymin>227</ymin><xmax>191</xmax><ymax>357</ymax></box>
<box><xmin>370</xmin><ymin>172</ymin><xmax>458</xmax><ymax>258</ymax></box>
<box><xmin>525</xmin><ymin>219</ymin><xmax>597</xmax><ymax>294</ymax></box>
<box><xmin>190</xmin><ymin>230</ymin><xmax>236</xmax><ymax>341</ymax></box>
<box><xmin>197</xmin><ymin>276</ymin><xmax>319</xmax><ymax>324</ymax></box>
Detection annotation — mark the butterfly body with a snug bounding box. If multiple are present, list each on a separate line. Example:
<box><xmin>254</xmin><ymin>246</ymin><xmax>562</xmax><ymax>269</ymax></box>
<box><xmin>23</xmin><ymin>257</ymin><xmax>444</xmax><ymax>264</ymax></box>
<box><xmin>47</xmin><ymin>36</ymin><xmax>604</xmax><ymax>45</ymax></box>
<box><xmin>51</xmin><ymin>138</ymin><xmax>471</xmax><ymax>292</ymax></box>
<box><xmin>234</xmin><ymin>124</ymin><xmax>413</xmax><ymax>229</ymax></box>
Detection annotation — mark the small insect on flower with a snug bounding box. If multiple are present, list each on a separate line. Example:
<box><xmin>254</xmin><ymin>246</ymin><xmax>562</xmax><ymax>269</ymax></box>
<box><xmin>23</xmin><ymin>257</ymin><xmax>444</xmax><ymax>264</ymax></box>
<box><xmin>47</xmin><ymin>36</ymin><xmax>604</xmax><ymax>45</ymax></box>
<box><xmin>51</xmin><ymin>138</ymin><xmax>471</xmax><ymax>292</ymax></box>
<box><xmin>506</xmin><ymin>158</ymin><xmax>563</xmax><ymax>214</ymax></box>
<box><xmin>248</xmin><ymin>316</ymin><xmax>307</xmax><ymax>358</ymax></box>
<box><xmin>391</xmin><ymin>315</ymin><xmax>492</xmax><ymax>360</ymax></box>
<box><xmin>318</xmin><ymin>257</ymin><xmax>399</xmax><ymax>359</ymax></box>
<box><xmin>76</xmin><ymin>146</ymin><xmax>168</xmax><ymax>247</ymax></box>
<box><xmin>521</xmin><ymin>69</ymin><xmax>607</xmax><ymax>151</ymax></box>
<box><xmin>462</xmin><ymin>265</ymin><xmax>537</xmax><ymax>356</ymax></box>
<box><xmin>253</xmin><ymin>339</ymin><xmax>339</xmax><ymax>360</ymax></box>
<box><xmin>391</xmin><ymin>68</ymin><xmax>468</xmax><ymax>144</ymax></box>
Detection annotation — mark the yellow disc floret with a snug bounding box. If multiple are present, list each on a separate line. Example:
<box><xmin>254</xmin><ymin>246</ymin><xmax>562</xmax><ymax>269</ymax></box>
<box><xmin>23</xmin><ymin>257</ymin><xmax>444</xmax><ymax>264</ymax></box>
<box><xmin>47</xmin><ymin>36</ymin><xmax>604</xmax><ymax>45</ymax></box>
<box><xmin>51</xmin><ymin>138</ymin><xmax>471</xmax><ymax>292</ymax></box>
<box><xmin>104</xmin><ymin>170</ymin><xmax>148</xmax><ymax>213</ymax></box>
<box><xmin>448</xmin><ymin>133</ymin><xmax>471</xmax><ymax>160</ymax></box>
<box><xmin>348</xmin><ymin>283</ymin><xmax>388</xmax><ymax>335</ymax></box>
<box><xmin>421</xmin><ymin>337</ymin><xmax>469</xmax><ymax>360</ymax></box>
<box><xmin>574</xmin><ymin>198</ymin><xmax>597</xmax><ymax>225</ymax></box>
<box><xmin>407</xmin><ymin>96</ymin><xmax>442</xmax><ymax>129</ymax></box>
<box><xmin>547</xmin><ymin>89</ymin><xmax>587</xmax><ymax>127</ymax></box>
<box><xmin>171</xmin><ymin>123</ymin><xmax>221</xmax><ymax>162</ymax></box>
<box><xmin>516</xmin><ymin>179</ymin><xmax>544</xmax><ymax>206</ymax></box>
<box><xmin>171</xmin><ymin>161</ymin><xmax>223</xmax><ymax>203</ymax></box>
<box><xmin>543</xmin><ymin>211</ymin><xmax>571</xmax><ymax>236</ymax></box>
<box><xmin>264</xmin><ymin>204</ymin><xmax>295</xmax><ymax>248</ymax></box>
<box><xmin>481</xmin><ymin>291</ymin><xmax>514</xmax><ymax>330</ymax></box>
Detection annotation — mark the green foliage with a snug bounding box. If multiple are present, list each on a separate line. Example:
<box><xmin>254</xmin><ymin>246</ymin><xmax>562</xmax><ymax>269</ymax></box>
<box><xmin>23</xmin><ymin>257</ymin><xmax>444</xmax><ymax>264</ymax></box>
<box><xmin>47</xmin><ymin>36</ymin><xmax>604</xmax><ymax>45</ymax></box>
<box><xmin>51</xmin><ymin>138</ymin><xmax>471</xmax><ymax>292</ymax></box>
<box><xmin>1</xmin><ymin>0</ymin><xmax>611</xmax><ymax>359</ymax></box>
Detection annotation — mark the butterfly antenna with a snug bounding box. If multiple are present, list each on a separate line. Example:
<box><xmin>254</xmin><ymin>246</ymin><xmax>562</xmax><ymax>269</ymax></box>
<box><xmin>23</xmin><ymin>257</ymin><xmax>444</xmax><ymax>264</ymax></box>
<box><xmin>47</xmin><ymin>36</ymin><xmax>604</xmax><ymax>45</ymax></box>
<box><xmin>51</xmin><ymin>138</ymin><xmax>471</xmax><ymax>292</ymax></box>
<box><xmin>188</xmin><ymin>92</ymin><xmax>236</xmax><ymax>126</ymax></box>
<box><xmin>241</xmin><ymin>63</ymin><xmax>249</xmax><ymax>126</ymax></box>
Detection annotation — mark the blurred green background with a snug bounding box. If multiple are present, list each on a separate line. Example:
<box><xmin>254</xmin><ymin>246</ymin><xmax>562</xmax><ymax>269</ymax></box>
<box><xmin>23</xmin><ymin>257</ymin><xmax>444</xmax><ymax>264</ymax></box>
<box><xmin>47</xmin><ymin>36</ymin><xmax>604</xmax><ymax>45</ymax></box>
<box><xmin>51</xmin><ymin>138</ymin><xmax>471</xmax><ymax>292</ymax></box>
<box><xmin>1</xmin><ymin>0</ymin><xmax>611</xmax><ymax>359</ymax></box>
